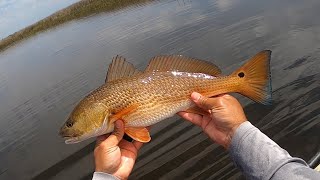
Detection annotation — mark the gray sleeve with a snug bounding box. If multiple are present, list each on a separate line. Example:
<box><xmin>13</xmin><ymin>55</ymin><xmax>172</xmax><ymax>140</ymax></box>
<box><xmin>92</xmin><ymin>172</ymin><xmax>119</xmax><ymax>180</ymax></box>
<box><xmin>229</xmin><ymin>121</ymin><xmax>320</xmax><ymax>180</ymax></box>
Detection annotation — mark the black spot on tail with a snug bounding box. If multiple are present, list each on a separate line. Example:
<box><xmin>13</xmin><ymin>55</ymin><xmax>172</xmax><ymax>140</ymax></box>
<box><xmin>238</xmin><ymin>72</ymin><xmax>245</xmax><ymax>78</ymax></box>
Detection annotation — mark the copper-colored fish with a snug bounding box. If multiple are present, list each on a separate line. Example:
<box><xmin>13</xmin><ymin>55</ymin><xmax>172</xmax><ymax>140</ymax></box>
<box><xmin>59</xmin><ymin>50</ymin><xmax>272</xmax><ymax>143</ymax></box>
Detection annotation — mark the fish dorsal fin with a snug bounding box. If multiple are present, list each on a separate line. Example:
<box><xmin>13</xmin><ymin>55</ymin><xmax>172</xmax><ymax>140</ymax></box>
<box><xmin>145</xmin><ymin>55</ymin><xmax>221</xmax><ymax>75</ymax></box>
<box><xmin>106</xmin><ymin>55</ymin><xmax>142</xmax><ymax>83</ymax></box>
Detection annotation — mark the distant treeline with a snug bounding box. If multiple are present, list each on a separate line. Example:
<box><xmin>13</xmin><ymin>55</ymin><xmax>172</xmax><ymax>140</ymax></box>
<box><xmin>0</xmin><ymin>0</ymin><xmax>152</xmax><ymax>52</ymax></box>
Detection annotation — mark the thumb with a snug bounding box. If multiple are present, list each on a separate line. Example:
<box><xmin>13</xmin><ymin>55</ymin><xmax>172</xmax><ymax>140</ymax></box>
<box><xmin>112</xmin><ymin>120</ymin><xmax>125</xmax><ymax>140</ymax></box>
<box><xmin>191</xmin><ymin>92</ymin><xmax>219</xmax><ymax>111</ymax></box>
<box><xmin>101</xmin><ymin>120</ymin><xmax>125</xmax><ymax>147</ymax></box>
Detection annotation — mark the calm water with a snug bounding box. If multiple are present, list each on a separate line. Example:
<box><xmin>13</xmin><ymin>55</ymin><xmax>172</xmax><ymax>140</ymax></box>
<box><xmin>0</xmin><ymin>0</ymin><xmax>319</xmax><ymax>179</ymax></box>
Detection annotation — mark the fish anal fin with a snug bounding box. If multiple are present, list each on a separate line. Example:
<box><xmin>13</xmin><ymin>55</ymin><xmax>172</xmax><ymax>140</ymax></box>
<box><xmin>145</xmin><ymin>55</ymin><xmax>221</xmax><ymax>76</ymax></box>
<box><xmin>125</xmin><ymin>127</ymin><xmax>151</xmax><ymax>143</ymax></box>
<box><xmin>109</xmin><ymin>104</ymin><xmax>139</xmax><ymax>124</ymax></box>
<box><xmin>106</xmin><ymin>55</ymin><xmax>142</xmax><ymax>83</ymax></box>
<box><xmin>184</xmin><ymin>106</ymin><xmax>209</xmax><ymax>116</ymax></box>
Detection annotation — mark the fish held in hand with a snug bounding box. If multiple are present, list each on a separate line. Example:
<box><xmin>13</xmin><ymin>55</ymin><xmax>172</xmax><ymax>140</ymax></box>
<box><xmin>59</xmin><ymin>50</ymin><xmax>272</xmax><ymax>144</ymax></box>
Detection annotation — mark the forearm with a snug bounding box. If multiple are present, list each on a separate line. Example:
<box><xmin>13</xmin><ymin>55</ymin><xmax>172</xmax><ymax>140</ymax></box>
<box><xmin>229</xmin><ymin>121</ymin><xmax>320</xmax><ymax>180</ymax></box>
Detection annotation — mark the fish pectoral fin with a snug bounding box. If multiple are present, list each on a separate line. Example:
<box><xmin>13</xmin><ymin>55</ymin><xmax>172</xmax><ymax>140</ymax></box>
<box><xmin>125</xmin><ymin>127</ymin><xmax>151</xmax><ymax>143</ymax></box>
<box><xmin>106</xmin><ymin>55</ymin><xmax>142</xmax><ymax>83</ymax></box>
<box><xmin>109</xmin><ymin>104</ymin><xmax>139</xmax><ymax>124</ymax></box>
<box><xmin>145</xmin><ymin>55</ymin><xmax>221</xmax><ymax>76</ymax></box>
<box><xmin>184</xmin><ymin>106</ymin><xmax>210</xmax><ymax>116</ymax></box>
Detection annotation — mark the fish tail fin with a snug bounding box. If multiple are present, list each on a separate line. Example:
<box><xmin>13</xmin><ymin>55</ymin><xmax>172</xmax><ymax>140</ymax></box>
<box><xmin>231</xmin><ymin>50</ymin><xmax>272</xmax><ymax>105</ymax></box>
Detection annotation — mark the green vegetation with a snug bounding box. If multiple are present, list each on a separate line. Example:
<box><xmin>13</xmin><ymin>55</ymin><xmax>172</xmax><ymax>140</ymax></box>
<box><xmin>0</xmin><ymin>0</ymin><xmax>152</xmax><ymax>52</ymax></box>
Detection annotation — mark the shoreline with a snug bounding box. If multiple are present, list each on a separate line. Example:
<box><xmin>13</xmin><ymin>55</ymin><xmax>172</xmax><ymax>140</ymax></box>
<box><xmin>0</xmin><ymin>0</ymin><xmax>151</xmax><ymax>53</ymax></box>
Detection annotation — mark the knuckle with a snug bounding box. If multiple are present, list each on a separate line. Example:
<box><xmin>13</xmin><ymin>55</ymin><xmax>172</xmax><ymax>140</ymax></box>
<box><xmin>217</xmin><ymin>97</ymin><xmax>224</xmax><ymax>104</ymax></box>
<box><xmin>99</xmin><ymin>141</ymin><xmax>109</xmax><ymax>149</ymax></box>
<box><xmin>112</xmin><ymin>131</ymin><xmax>119</xmax><ymax>137</ymax></box>
<box><xmin>199</xmin><ymin>96</ymin><xmax>208</xmax><ymax>106</ymax></box>
<box><xmin>201</xmin><ymin>97</ymin><xmax>215</xmax><ymax>110</ymax></box>
<box><xmin>223</xmin><ymin>94</ymin><xmax>231</xmax><ymax>98</ymax></box>
<box><xmin>112</xmin><ymin>130</ymin><xmax>123</xmax><ymax>139</ymax></box>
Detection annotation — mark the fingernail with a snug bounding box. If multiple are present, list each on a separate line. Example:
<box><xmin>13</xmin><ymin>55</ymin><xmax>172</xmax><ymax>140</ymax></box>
<box><xmin>191</xmin><ymin>92</ymin><xmax>201</xmax><ymax>102</ymax></box>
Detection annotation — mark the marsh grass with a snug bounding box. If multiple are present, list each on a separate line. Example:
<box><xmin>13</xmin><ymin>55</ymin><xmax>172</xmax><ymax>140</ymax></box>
<box><xmin>0</xmin><ymin>0</ymin><xmax>152</xmax><ymax>52</ymax></box>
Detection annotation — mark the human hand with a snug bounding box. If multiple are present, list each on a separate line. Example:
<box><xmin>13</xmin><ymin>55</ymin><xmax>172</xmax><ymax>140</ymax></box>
<box><xmin>178</xmin><ymin>92</ymin><xmax>247</xmax><ymax>149</ymax></box>
<box><xmin>94</xmin><ymin>120</ymin><xmax>144</xmax><ymax>180</ymax></box>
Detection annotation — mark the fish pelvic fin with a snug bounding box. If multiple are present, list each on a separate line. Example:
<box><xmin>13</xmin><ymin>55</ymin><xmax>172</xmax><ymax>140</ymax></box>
<box><xmin>125</xmin><ymin>127</ymin><xmax>151</xmax><ymax>143</ymax></box>
<box><xmin>231</xmin><ymin>50</ymin><xmax>272</xmax><ymax>105</ymax></box>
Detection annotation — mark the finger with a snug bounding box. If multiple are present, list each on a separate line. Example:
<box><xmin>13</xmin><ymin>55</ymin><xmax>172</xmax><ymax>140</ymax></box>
<box><xmin>95</xmin><ymin>134</ymin><xmax>110</xmax><ymax>147</ymax></box>
<box><xmin>191</xmin><ymin>92</ymin><xmax>221</xmax><ymax>111</ymax></box>
<box><xmin>101</xmin><ymin>120</ymin><xmax>125</xmax><ymax>147</ymax></box>
<box><xmin>118</xmin><ymin>140</ymin><xmax>143</xmax><ymax>158</ymax></box>
<box><xmin>177</xmin><ymin>111</ymin><xmax>203</xmax><ymax>127</ymax></box>
<box><xmin>132</xmin><ymin>141</ymin><xmax>144</xmax><ymax>151</ymax></box>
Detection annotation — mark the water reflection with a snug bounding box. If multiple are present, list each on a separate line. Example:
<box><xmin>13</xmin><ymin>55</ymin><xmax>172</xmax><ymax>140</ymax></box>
<box><xmin>0</xmin><ymin>0</ymin><xmax>319</xmax><ymax>179</ymax></box>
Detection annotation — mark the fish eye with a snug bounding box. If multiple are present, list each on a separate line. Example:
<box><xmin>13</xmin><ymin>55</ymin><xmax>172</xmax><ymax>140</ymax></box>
<box><xmin>238</xmin><ymin>72</ymin><xmax>245</xmax><ymax>78</ymax></box>
<box><xmin>66</xmin><ymin>122</ymin><xmax>73</xmax><ymax>128</ymax></box>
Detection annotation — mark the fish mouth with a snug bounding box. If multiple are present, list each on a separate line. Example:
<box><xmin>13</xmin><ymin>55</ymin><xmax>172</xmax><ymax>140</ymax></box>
<box><xmin>59</xmin><ymin>127</ymin><xmax>79</xmax><ymax>138</ymax></box>
<box><xmin>59</xmin><ymin>130</ymin><xmax>81</xmax><ymax>144</ymax></box>
<box><xmin>61</xmin><ymin>133</ymin><xmax>83</xmax><ymax>144</ymax></box>
<box><xmin>62</xmin><ymin>135</ymin><xmax>75</xmax><ymax>138</ymax></box>
<box><xmin>64</xmin><ymin>137</ymin><xmax>81</xmax><ymax>144</ymax></box>
<box><xmin>60</xmin><ymin>130</ymin><xmax>86</xmax><ymax>144</ymax></box>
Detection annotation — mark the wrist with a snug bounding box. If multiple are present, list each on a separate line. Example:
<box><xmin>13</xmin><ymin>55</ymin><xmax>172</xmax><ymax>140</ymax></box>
<box><xmin>224</xmin><ymin>121</ymin><xmax>245</xmax><ymax>149</ymax></box>
<box><xmin>93</xmin><ymin>172</ymin><xmax>120</xmax><ymax>180</ymax></box>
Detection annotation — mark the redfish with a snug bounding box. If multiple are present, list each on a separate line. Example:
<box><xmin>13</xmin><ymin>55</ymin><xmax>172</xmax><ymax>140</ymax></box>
<box><xmin>59</xmin><ymin>50</ymin><xmax>272</xmax><ymax>143</ymax></box>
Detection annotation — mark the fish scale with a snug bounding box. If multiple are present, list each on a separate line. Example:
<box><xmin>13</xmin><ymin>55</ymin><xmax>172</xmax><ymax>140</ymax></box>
<box><xmin>99</xmin><ymin>71</ymin><xmax>223</xmax><ymax>127</ymax></box>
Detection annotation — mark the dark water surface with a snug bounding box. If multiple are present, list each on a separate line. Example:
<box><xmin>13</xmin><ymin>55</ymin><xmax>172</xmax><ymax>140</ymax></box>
<box><xmin>0</xmin><ymin>0</ymin><xmax>319</xmax><ymax>179</ymax></box>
